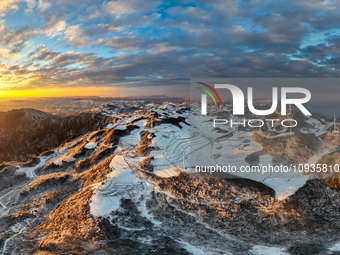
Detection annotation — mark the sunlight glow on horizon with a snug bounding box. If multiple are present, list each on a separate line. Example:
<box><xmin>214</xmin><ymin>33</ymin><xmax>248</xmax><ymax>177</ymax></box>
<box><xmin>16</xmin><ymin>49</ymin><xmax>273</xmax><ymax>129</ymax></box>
<box><xmin>0</xmin><ymin>84</ymin><xmax>188</xmax><ymax>100</ymax></box>
<box><xmin>0</xmin><ymin>87</ymin><xmax>124</xmax><ymax>98</ymax></box>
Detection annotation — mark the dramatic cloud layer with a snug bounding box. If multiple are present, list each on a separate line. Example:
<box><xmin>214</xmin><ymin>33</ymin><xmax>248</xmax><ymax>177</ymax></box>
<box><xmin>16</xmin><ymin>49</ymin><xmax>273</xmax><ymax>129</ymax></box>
<box><xmin>0</xmin><ymin>0</ymin><xmax>340</xmax><ymax>94</ymax></box>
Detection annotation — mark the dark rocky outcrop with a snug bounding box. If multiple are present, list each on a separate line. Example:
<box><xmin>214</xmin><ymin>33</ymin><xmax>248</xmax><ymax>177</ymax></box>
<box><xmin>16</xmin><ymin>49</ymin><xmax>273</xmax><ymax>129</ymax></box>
<box><xmin>0</xmin><ymin>108</ymin><xmax>111</xmax><ymax>163</ymax></box>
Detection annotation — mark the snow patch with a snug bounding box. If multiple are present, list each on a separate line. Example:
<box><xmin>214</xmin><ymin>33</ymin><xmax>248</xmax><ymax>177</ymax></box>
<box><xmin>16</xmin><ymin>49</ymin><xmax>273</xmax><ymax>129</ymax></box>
<box><xmin>115</xmin><ymin>126</ymin><xmax>127</xmax><ymax>130</ymax></box>
<box><xmin>84</xmin><ymin>139</ymin><xmax>98</xmax><ymax>149</ymax></box>
<box><xmin>329</xmin><ymin>241</ymin><xmax>340</xmax><ymax>253</ymax></box>
<box><xmin>106</xmin><ymin>123</ymin><xmax>115</xmax><ymax>129</ymax></box>
<box><xmin>250</xmin><ymin>245</ymin><xmax>289</xmax><ymax>255</ymax></box>
<box><xmin>52</xmin><ymin>155</ymin><xmax>75</xmax><ymax>165</ymax></box>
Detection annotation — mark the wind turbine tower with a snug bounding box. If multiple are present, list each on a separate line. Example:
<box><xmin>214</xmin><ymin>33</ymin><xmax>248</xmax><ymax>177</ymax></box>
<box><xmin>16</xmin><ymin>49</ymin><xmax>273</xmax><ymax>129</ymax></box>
<box><xmin>290</xmin><ymin>111</ymin><xmax>295</xmax><ymax>134</ymax></box>
<box><xmin>180</xmin><ymin>145</ymin><xmax>190</xmax><ymax>169</ymax></box>
<box><xmin>334</xmin><ymin>112</ymin><xmax>337</xmax><ymax>133</ymax></box>
<box><xmin>257</xmin><ymin>116</ymin><xmax>263</xmax><ymax>133</ymax></box>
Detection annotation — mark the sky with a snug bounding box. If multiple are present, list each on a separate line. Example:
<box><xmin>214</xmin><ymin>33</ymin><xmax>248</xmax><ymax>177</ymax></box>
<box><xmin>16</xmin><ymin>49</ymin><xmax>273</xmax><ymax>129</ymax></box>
<box><xmin>1</xmin><ymin>0</ymin><xmax>340</xmax><ymax>98</ymax></box>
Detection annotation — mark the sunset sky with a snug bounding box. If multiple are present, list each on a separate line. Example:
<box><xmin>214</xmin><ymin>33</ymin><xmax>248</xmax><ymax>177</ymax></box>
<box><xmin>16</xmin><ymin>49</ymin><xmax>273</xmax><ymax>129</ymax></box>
<box><xmin>0</xmin><ymin>0</ymin><xmax>340</xmax><ymax>98</ymax></box>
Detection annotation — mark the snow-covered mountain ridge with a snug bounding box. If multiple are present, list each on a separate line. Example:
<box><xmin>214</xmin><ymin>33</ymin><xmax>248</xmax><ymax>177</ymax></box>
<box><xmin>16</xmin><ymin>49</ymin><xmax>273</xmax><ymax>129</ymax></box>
<box><xmin>1</xmin><ymin>101</ymin><xmax>340</xmax><ymax>254</ymax></box>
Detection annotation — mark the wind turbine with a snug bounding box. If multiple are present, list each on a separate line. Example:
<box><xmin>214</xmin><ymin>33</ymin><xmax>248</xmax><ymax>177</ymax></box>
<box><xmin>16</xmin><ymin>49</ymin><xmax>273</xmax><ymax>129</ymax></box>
<box><xmin>289</xmin><ymin>104</ymin><xmax>292</xmax><ymax>115</ymax></box>
<box><xmin>236</xmin><ymin>117</ymin><xmax>239</xmax><ymax>132</ymax></box>
<box><xmin>199</xmin><ymin>122</ymin><xmax>202</xmax><ymax>134</ymax></box>
<box><xmin>180</xmin><ymin>145</ymin><xmax>190</xmax><ymax>169</ymax></box>
<box><xmin>334</xmin><ymin>112</ymin><xmax>337</xmax><ymax>133</ymax></box>
<box><xmin>290</xmin><ymin>111</ymin><xmax>295</xmax><ymax>134</ymax></box>
<box><xmin>256</xmin><ymin>115</ymin><xmax>263</xmax><ymax>133</ymax></box>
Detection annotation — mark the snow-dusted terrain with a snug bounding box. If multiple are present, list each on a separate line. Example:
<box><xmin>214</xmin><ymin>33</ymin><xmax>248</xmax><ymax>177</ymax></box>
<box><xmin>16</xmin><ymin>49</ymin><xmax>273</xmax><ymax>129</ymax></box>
<box><xmin>1</xmin><ymin>100</ymin><xmax>340</xmax><ymax>254</ymax></box>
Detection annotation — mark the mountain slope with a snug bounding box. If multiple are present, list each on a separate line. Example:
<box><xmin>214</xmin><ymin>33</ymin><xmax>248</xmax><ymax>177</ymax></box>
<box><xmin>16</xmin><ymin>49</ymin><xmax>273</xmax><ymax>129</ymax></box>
<box><xmin>0</xmin><ymin>108</ymin><xmax>111</xmax><ymax>163</ymax></box>
<box><xmin>1</xmin><ymin>102</ymin><xmax>340</xmax><ymax>254</ymax></box>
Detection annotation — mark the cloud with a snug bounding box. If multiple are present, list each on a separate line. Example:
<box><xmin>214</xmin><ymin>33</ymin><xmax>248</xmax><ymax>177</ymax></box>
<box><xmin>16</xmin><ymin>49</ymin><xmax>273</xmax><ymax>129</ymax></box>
<box><xmin>25</xmin><ymin>0</ymin><xmax>36</xmax><ymax>11</ymax></box>
<box><xmin>0</xmin><ymin>0</ymin><xmax>37</xmax><ymax>13</ymax></box>
<box><xmin>148</xmin><ymin>44</ymin><xmax>178</xmax><ymax>55</ymax></box>
<box><xmin>5</xmin><ymin>53</ymin><xmax>20</xmax><ymax>61</ymax></box>
<box><xmin>0</xmin><ymin>0</ymin><xmax>18</xmax><ymax>13</ymax></box>
<box><xmin>105</xmin><ymin>36</ymin><xmax>151</xmax><ymax>50</ymax></box>
<box><xmin>253</xmin><ymin>13</ymin><xmax>309</xmax><ymax>44</ymax></box>
<box><xmin>52</xmin><ymin>51</ymin><xmax>87</xmax><ymax>66</ymax></box>
<box><xmin>2</xmin><ymin>0</ymin><xmax>340</xmax><ymax>93</ymax></box>
<box><xmin>45</xmin><ymin>20</ymin><xmax>67</xmax><ymax>37</ymax></box>
<box><xmin>291</xmin><ymin>0</ymin><xmax>338</xmax><ymax>10</ymax></box>
<box><xmin>0</xmin><ymin>49</ymin><xmax>10</xmax><ymax>57</ymax></box>
<box><xmin>104</xmin><ymin>0</ymin><xmax>161</xmax><ymax>18</ymax></box>
<box><xmin>38</xmin><ymin>0</ymin><xmax>51</xmax><ymax>10</ymax></box>
<box><xmin>83</xmin><ymin>23</ymin><xmax>119</xmax><ymax>37</ymax></box>
<box><xmin>166</xmin><ymin>6</ymin><xmax>210</xmax><ymax>20</ymax></box>
<box><xmin>64</xmin><ymin>25</ymin><xmax>88</xmax><ymax>48</ymax></box>
<box><xmin>0</xmin><ymin>20</ymin><xmax>40</xmax><ymax>48</ymax></box>
<box><xmin>32</xmin><ymin>45</ymin><xmax>59</xmax><ymax>60</ymax></box>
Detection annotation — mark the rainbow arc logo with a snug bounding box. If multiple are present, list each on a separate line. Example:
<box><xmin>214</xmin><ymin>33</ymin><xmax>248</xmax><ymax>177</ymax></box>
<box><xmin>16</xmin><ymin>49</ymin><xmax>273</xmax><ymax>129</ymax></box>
<box><xmin>197</xmin><ymin>82</ymin><xmax>222</xmax><ymax>115</ymax></box>
<box><xmin>196</xmin><ymin>82</ymin><xmax>223</xmax><ymax>107</ymax></box>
